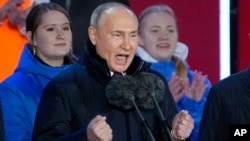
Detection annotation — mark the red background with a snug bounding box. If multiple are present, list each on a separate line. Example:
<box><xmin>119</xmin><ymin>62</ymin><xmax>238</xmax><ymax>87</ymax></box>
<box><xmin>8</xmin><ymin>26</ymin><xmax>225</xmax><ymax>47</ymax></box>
<box><xmin>239</xmin><ymin>1</ymin><xmax>250</xmax><ymax>70</ymax></box>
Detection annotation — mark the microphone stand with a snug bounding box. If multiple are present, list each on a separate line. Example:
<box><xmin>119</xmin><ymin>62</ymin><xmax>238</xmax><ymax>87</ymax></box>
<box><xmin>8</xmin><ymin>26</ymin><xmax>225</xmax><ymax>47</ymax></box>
<box><xmin>131</xmin><ymin>99</ymin><xmax>156</xmax><ymax>141</ymax></box>
<box><xmin>152</xmin><ymin>95</ymin><xmax>174</xmax><ymax>141</ymax></box>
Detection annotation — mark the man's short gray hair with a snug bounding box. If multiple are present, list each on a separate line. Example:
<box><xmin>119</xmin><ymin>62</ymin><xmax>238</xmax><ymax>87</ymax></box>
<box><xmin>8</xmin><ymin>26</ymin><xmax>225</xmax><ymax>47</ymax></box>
<box><xmin>90</xmin><ymin>2</ymin><xmax>136</xmax><ymax>28</ymax></box>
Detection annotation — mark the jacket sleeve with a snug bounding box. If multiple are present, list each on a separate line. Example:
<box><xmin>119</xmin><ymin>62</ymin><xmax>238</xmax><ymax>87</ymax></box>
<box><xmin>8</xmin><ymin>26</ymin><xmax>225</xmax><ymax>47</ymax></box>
<box><xmin>32</xmin><ymin>81</ymin><xmax>88</xmax><ymax>141</ymax></box>
<box><xmin>198</xmin><ymin>86</ymin><xmax>224</xmax><ymax>141</ymax></box>
<box><xmin>0</xmin><ymin>85</ymin><xmax>32</xmax><ymax>141</ymax></box>
<box><xmin>162</xmin><ymin>83</ymin><xmax>178</xmax><ymax>125</ymax></box>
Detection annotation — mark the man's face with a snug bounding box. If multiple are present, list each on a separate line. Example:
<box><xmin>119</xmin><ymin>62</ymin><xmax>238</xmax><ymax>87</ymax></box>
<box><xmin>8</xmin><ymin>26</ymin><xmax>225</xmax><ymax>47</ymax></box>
<box><xmin>89</xmin><ymin>8</ymin><xmax>139</xmax><ymax>72</ymax></box>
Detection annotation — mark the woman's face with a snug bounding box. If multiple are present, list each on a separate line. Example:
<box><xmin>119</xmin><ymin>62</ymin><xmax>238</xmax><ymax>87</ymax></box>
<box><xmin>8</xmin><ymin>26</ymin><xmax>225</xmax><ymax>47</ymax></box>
<box><xmin>139</xmin><ymin>11</ymin><xmax>178</xmax><ymax>61</ymax></box>
<box><xmin>32</xmin><ymin>10</ymin><xmax>72</xmax><ymax>64</ymax></box>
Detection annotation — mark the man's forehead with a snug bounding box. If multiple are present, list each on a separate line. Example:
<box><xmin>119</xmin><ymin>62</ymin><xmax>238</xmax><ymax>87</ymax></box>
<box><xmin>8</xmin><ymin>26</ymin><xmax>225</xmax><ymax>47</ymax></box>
<box><xmin>102</xmin><ymin>8</ymin><xmax>137</xmax><ymax>23</ymax></box>
<box><xmin>103</xmin><ymin>6</ymin><xmax>136</xmax><ymax>18</ymax></box>
<box><xmin>104</xmin><ymin>6</ymin><xmax>128</xmax><ymax>13</ymax></box>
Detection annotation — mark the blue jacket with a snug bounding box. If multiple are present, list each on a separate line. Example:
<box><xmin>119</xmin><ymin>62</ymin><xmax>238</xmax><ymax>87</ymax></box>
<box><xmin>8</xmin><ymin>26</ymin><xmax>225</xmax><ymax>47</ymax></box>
<box><xmin>0</xmin><ymin>45</ymin><xmax>71</xmax><ymax>141</ymax></box>
<box><xmin>137</xmin><ymin>47</ymin><xmax>211</xmax><ymax>141</ymax></box>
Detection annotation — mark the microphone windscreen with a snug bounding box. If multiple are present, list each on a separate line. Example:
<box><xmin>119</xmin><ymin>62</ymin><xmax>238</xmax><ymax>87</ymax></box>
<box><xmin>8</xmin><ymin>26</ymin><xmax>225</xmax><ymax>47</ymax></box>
<box><xmin>135</xmin><ymin>72</ymin><xmax>165</xmax><ymax>109</ymax></box>
<box><xmin>105</xmin><ymin>75</ymin><xmax>137</xmax><ymax>110</ymax></box>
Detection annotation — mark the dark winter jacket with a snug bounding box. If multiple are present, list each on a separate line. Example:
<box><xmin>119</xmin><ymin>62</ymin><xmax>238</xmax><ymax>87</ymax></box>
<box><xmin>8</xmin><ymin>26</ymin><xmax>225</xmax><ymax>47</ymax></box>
<box><xmin>199</xmin><ymin>66</ymin><xmax>250</xmax><ymax>141</ymax></box>
<box><xmin>32</xmin><ymin>39</ymin><xmax>179</xmax><ymax>141</ymax></box>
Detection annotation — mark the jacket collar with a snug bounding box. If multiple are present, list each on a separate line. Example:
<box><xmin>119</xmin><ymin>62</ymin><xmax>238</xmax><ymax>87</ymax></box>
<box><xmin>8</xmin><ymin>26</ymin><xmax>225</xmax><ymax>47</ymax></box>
<box><xmin>136</xmin><ymin>46</ymin><xmax>158</xmax><ymax>63</ymax></box>
<box><xmin>79</xmin><ymin>39</ymin><xmax>150</xmax><ymax>85</ymax></box>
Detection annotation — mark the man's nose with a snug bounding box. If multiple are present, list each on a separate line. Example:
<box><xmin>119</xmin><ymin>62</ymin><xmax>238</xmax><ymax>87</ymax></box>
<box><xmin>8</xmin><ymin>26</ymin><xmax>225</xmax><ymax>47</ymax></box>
<box><xmin>121</xmin><ymin>36</ymin><xmax>131</xmax><ymax>50</ymax></box>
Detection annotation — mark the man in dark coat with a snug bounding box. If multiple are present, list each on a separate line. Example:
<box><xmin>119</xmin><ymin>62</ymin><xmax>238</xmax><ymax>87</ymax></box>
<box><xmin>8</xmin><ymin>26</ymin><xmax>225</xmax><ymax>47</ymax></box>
<box><xmin>199</xmin><ymin>65</ymin><xmax>250</xmax><ymax>141</ymax></box>
<box><xmin>32</xmin><ymin>2</ymin><xmax>194</xmax><ymax>141</ymax></box>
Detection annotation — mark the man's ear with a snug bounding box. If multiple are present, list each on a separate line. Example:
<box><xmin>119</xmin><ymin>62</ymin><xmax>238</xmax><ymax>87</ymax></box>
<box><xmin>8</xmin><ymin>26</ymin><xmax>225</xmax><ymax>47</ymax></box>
<box><xmin>26</xmin><ymin>31</ymin><xmax>37</xmax><ymax>46</ymax></box>
<box><xmin>88</xmin><ymin>26</ymin><xmax>97</xmax><ymax>45</ymax></box>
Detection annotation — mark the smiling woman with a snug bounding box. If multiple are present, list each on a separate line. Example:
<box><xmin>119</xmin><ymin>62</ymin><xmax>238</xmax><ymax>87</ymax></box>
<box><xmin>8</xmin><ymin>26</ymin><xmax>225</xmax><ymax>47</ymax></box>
<box><xmin>0</xmin><ymin>3</ymin><xmax>76</xmax><ymax>141</ymax></box>
<box><xmin>136</xmin><ymin>5</ymin><xmax>212</xmax><ymax>141</ymax></box>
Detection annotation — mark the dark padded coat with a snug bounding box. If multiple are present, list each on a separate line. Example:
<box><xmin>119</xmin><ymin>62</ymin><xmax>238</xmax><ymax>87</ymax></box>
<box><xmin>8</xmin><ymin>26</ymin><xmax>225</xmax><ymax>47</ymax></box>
<box><xmin>199</xmin><ymin>66</ymin><xmax>250</xmax><ymax>141</ymax></box>
<box><xmin>32</xmin><ymin>39</ymin><xmax>179</xmax><ymax>141</ymax></box>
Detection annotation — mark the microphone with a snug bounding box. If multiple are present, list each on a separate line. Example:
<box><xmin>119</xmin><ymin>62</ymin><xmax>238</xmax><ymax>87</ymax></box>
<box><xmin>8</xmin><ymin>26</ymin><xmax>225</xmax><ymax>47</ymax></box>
<box><xmin>135</xmin><ymin>72</ymin><xmax>165</xmax><ymax>109</ymax></box>
<box><xmin>105</xmin><ymin>75</ymin><xmax>156</xmax><ymax>141</ymax></box>
<box><xmin>105</xmin><ymin>74</ymin><xmax>135</xmax><ymax>110</ymax></box>
<box><xmin>135</xmin><ymin>72</ymin><xmax>174</xmax><ymax>141</ymax></box>
<box><xmin>130</xmin><ymin>96</ymin><xmax>156</xmax><ymax>141</ymax></box>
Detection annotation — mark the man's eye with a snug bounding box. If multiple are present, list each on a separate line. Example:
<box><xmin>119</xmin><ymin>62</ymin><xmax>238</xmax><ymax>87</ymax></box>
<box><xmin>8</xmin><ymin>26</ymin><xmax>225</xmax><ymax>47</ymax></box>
<box><xmin>113</xmin><ymin>34</ymin><xmax>121</xmax><ymax>37</ymax></box>
<box><xmin>130</xmin><ymin>33</ymin><xmax>137</xmax><ymax>38</ymax></box>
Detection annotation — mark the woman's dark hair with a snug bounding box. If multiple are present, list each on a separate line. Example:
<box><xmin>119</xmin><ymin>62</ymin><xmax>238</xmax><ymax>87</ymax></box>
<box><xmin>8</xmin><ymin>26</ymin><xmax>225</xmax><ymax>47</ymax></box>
<box><xmin>26</xmin><ymin>2</ymin><xmax>78</xmax><ymax>63</ymax></box>
<box><xmin>26</xmin><ymin>2</ymin><xmax>72</xmax><ymax>41</ymax></box>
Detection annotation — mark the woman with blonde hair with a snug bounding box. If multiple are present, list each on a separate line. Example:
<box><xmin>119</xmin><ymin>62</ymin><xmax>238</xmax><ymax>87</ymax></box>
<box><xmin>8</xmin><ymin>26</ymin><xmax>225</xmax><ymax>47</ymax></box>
<box><xmin>137</xmin><ymin>4</ymin><xmax>211</xmax><ymax>141</ymax></box>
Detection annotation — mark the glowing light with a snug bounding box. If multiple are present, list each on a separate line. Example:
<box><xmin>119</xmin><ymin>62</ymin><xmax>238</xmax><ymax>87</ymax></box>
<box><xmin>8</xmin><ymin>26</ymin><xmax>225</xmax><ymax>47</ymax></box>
<box><xmin>219</xmin><ymin>0</ymin><xmax>230</xmax><ymax>80</ymax></box>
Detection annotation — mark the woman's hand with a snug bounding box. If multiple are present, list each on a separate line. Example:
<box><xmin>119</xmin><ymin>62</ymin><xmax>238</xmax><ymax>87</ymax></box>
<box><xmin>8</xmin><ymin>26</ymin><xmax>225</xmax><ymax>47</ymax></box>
<box><xmin>185</xmin><ymin>71</ymin><xmax>208</xmax><ymax>101</ymax></box>
<box><xmin>168</xmin><ymin>72</ymin><xmax>188</xmax><ymax>103</ymax></box>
